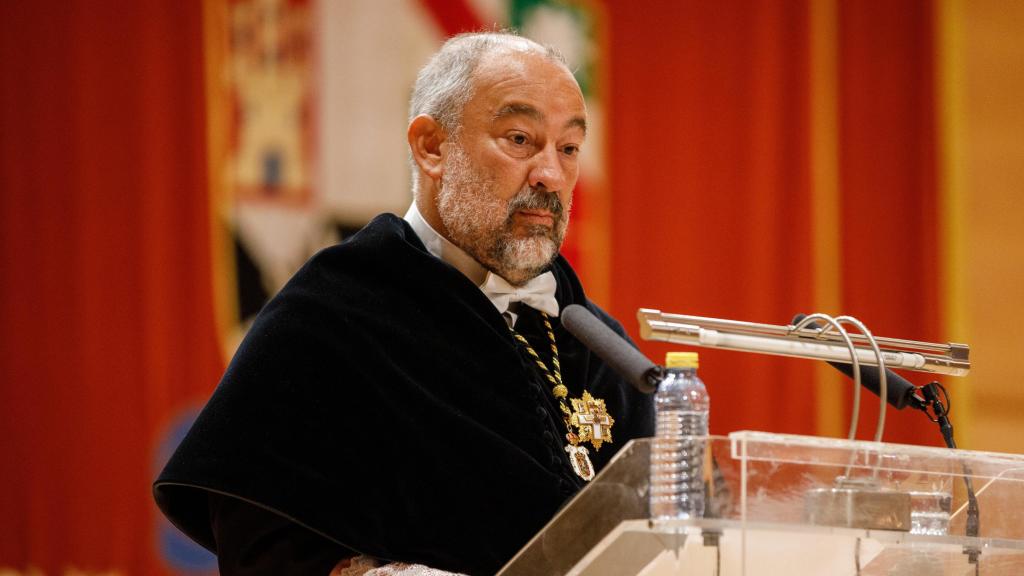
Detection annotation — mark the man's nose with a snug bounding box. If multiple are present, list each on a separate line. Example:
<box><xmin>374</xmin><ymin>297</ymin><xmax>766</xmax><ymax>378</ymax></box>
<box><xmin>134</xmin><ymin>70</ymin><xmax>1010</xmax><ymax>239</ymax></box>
<box><xmin>528</xmin><ymin>145</ymin><xmax>568</xmax><ymax>193</ymax></box>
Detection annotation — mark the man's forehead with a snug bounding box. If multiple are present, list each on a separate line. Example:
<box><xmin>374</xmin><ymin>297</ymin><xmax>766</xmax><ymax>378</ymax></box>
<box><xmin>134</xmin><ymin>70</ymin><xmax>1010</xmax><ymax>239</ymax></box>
<box><xmin>471</xmin><ymin>51</ymin><xmax>587</xmax><ymax>128</ymax></box>
<box><xmin>473</xmin><ymin>49</ymin><xmax>578</xmax><ymax>89</ymax></box>
<box><xmin>493</xmin><ymin>102</ymin><xmax>587</xmax><ymax>134</ymax></box>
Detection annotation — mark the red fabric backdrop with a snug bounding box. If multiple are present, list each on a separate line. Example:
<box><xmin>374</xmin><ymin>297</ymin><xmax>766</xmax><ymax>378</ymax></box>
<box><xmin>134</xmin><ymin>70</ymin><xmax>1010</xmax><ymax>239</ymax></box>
<box><xmin>836</xmin><ymin>0</ymin><xmax>941</xmax><ymax>444</ymax></box>
<box><xmin>0</xmin><ymin>2</ymin><xmax>222</xmax><ymax>573</ymax></box>
<box><xmin>0</xmin><ymin>0</ymin><xmax>944</xmax><ymax>572</ymax></box>
<box><xmin>606</xmin><ymin>1</ymin><xmax>818</xmax><ymax>437</ymax></box>
<box><xmin>606</xmin><ymin>0</ymin><xmax>942</xmax><ymax>443</ymax></box>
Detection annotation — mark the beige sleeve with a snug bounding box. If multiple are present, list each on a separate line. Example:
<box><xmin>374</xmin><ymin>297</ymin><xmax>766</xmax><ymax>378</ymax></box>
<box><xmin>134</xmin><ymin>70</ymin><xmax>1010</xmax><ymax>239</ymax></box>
<box><xmin>331</xmin><ymin>556</ymin><xmax>468</xmax><ymax>576</ymax></box>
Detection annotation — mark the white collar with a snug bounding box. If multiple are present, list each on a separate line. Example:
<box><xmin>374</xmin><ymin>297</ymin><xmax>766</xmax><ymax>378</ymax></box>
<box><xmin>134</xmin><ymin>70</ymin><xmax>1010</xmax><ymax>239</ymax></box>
<box><xmin>404</xmin><ymin>202</ymin><xmax>488</xmax><ymax>286</ymax></box>
<box><xmin>403</xmin><ymin>202</ymin><xmax>559</xmax><ymax>325</ymax></box>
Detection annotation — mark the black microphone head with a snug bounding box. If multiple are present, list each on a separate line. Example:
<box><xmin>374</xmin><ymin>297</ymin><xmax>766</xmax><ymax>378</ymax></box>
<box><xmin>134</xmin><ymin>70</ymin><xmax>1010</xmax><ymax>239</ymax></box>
<box><xmin>792</xmin><ymin>312</ymin><xmax>923</xmax><ymax>410</ymax></box>
<box><xmin>562</xmin><ymin>304</ymin><xmax>658</xmax><ymax>394</ymax></box>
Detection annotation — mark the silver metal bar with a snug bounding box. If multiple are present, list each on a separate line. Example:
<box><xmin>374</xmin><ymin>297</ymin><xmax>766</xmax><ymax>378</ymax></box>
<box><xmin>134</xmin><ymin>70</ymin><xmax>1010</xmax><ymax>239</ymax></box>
<box><xmin>639</xmin><ymin>310</ymin><xmax>964</xmax><ymax>355</ymax></box>
<box><xmin>637</xmin><ymin>309</ymin><xmax>970</xmax><ymax>377</ymax></box>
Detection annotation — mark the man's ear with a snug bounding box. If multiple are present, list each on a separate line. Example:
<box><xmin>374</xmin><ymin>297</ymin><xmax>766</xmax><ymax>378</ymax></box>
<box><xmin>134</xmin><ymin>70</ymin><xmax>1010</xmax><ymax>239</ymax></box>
<box><xmin>408</xmin><ymin>114</ymin><xmax>446</xmax><ymax>181</ymax></box>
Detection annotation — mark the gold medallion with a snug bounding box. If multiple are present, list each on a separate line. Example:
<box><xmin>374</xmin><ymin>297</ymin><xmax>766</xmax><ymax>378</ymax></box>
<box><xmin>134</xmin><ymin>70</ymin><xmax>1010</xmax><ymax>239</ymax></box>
<box><xmin>569</xmin><ymin>391</ymin><xmax>615</xmax><ymax>450</ymax></box>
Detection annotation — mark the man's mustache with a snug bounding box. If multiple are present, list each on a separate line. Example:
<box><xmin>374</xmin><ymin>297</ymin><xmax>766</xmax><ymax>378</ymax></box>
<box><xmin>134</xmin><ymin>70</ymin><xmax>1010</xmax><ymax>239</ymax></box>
<box><xmin>506</xmin><ymin>187</ymin><xmax>564</xmax><ymax>218</ymax></box>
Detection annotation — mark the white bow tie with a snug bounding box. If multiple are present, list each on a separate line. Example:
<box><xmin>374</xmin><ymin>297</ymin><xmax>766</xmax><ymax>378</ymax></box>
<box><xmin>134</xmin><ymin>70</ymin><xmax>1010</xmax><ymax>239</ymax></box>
<box><xmin>480</xmin><ymin>271</ymin><xmax>559</xmax><ymax>321</ymax></box>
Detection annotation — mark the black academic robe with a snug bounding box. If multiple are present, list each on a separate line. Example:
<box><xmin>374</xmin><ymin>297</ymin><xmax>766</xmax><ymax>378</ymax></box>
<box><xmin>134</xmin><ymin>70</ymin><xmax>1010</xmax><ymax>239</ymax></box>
<box><xmin>154</xmin><ymin>214</ymin><xmax>655</xmax><ymax>575</ymax></box>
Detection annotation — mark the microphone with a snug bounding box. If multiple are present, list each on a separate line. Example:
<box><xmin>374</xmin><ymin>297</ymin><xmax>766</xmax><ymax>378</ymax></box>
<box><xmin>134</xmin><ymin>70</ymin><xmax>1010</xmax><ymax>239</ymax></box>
<box><xmin>792</xmin><ymin>314</ymin><xmax>926</xmax><ymax>411</ymax></box>
<box><xmin>562</xmin><ymin>304</ymin><xmax>660</xmax><ymax>394</ymax></box>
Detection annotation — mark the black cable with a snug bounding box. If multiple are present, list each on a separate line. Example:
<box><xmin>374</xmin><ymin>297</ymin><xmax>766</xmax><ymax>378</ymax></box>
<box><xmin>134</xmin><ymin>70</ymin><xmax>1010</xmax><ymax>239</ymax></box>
<box><xmin>920</xmin><ymin>381</ymin><xmax>980</xmax><ymax>566</ymax></box>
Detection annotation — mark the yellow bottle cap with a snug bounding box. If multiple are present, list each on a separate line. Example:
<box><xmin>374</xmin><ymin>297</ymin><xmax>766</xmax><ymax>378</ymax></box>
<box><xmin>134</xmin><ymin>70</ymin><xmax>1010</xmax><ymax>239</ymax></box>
<box><xmin>665</xmin><ymin>351</ymin><xmax>699</xmax><ymax>368</ymax></box>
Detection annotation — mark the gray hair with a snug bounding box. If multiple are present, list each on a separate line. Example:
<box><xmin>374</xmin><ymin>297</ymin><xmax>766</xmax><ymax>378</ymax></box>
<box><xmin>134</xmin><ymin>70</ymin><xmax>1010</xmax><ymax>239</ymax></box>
<box><xmin>408</xmin><ymin>31</ymin><xmax>568</xmax><ymax>190</ymax></box>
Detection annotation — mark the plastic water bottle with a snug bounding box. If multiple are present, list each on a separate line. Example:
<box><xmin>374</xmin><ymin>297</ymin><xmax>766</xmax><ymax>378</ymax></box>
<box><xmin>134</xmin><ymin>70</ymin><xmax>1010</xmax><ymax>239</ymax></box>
<box><xmin>650</xmin><ymin>352</ymin><xmax>709</xmax><ymax>520</ymax></box>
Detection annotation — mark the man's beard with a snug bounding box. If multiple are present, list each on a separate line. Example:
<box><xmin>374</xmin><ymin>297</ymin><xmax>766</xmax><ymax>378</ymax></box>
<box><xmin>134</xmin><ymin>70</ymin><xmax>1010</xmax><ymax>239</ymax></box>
<box><xmin>437</xmin><ymin>143</ymin><xmax>570</xmax><ymax>286</ymax></box>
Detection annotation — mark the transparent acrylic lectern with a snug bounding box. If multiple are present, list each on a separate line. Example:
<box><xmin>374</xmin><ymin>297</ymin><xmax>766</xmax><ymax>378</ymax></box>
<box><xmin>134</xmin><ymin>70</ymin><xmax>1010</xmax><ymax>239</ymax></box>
<box><xmin>496</xmin><ymin>431</ymin><xmax>1024</xmax><ymax>575</ymax></box>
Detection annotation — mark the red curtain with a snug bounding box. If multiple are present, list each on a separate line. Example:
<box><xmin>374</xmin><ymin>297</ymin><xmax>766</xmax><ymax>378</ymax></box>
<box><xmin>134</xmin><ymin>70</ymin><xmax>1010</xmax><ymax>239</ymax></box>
<box><xmin>606</xmin><ymin>1</ymin><xmax>942</xmax><ymax>443</ymax></box>
<box><xmin>607</xmin><ymin>1</ymin><xmax>818</xmax><ymax>437</ymax></box>
<box><xmin>837</xmin><ymin>1</ymin><xmax>941</xmax><ymax>445</ymax></box>
<box><xmin>0</xmin><ymin>2</ymin><xmax>221</xmax><ymax>573</ymax></box>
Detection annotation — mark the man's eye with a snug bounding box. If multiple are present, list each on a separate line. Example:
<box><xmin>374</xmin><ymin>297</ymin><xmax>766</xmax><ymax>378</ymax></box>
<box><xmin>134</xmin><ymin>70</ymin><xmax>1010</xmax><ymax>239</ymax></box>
<box><xmin>563</xmin><ymin>145</ymin><xmax>580</xmax><ymax>157</ymax></box>
<box><xmin>510</xmin><ymin>133</ymin><xmax>529</xmax><ymax>146</ymax></box>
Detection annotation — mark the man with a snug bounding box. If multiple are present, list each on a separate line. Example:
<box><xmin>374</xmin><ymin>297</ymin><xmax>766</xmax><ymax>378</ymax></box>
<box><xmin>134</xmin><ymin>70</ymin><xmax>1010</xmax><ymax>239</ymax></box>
<box><xmin>155</xmin><ymin>31</ymin><xmax>654</xmax><ymax>575</ymax></box>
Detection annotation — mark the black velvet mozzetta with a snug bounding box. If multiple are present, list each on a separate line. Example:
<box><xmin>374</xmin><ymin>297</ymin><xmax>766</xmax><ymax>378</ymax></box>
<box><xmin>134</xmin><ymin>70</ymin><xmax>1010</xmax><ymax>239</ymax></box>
<box><xmin>154</xmin><ymin>214</ymin><xmax>655</xmax><ymax>575</ymax></box>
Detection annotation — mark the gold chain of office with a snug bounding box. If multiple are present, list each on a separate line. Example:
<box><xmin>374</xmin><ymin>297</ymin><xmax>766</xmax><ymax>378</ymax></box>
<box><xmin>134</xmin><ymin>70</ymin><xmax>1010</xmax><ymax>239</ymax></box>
<box><xmin>510</xmin><ymin>312</ymin><xmax>615</xmax><ymax>481</ymax></box>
